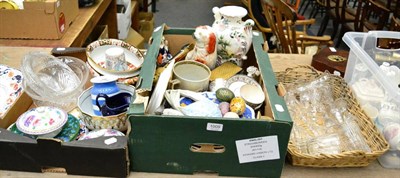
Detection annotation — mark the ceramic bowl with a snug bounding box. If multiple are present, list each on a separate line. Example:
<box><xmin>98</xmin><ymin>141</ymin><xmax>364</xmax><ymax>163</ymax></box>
<box><xmin>77</xmin><ymin>83</ymin><xmax>136</xmax><ymax>131</ymax></box>
<box><xmin>240</xmin><ymin>84</ymin><xmax>265</xmax><ymax>109</ymax></box>
<box><xmin>16</xmin><ymin>106</ymin><xmax>68</xmax><ymax>138</ymax></box>
<box><xmin>22</xmin><ymin>55</ymin><xmax>89</xmax><ymax>112</ymax></box>
<box><xmin>86</xmin><ymin>39</ymin><xmax>144</xmax><ymax>78</ymax></box>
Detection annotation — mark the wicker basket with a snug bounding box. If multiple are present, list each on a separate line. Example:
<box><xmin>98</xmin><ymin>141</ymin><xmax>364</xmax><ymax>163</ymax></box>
<box><xmin>275</xmin><ymin>65</ymin><xmax>389</xmax><ymax>167</ymax></box>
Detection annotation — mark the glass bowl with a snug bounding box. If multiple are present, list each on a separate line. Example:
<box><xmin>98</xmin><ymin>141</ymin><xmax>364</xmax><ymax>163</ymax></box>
<box><xmin>21</xmin><ymin>54</ymin><xmax>89</xmax><ymax>112</ymax></box>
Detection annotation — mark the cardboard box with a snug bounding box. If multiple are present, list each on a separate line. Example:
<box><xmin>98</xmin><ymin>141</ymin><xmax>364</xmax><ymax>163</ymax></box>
<box><xmin>0</xmin><ymin>49</ymin><xmax>130</xmax><ymax>177</ymax></box>
<box><xmin>124</xmin><ymin>27</ymin><xmax>145</xmax><ymax>49</ymax></box>
<box><xmin>0</xmin><ymin>130</ymin><xmax>129</xmax><ymax>177</ymax></box>
<box><xmin>127</xmin><ymin>25</ymin><xmax>293</xmax><ymax>177</ymax></box>
<box><xmin>0</xmin><ymin>0</ymin><xmax>79</xmax><ymax>39</ymax></box>
<box><xmin>138</xmin><ymin>12</ymin><xmax>154</xmax><ymax>42</ymax></box>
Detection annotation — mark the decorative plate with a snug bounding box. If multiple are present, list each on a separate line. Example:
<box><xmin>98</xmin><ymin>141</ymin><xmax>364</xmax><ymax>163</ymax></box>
<box><xmin>75</xmin><ymin>118</ymin><xmax>89</xmax><ymax>140</ymax></box>
<box><xmin>226</xmin><ymin>74</ymin><xmax>262</xmax><ymax>97</ymax></box>
<box><xmin>86</xmin><ymin>39</ymin><xmax>144</xmax><ymax>78</ymax></box>
<box><xmin>54</xmin><ymin>114</ymin><xmax>81</xmax><ymax>142</ymax></box>
<box><xmin>0</xmin><ymin>65</ymin><xmax>23</xmax><ymax>119</ymax></box>
<box><xmin>146</xmin><ymin>59</ymin><xmax>175</xmax><ymax>114</ymax></box>
<box><xmin>78</xmin><ymin>129</ymin><xmax>125</xmax><ymax>141</ymax></box>
<box><xmin>16</xmin><ymin>106</ymin><xmax>68</xmax><ymax>137</ymax></box>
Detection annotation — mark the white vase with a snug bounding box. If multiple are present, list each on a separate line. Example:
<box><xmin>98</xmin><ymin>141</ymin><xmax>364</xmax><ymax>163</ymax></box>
<box><xmin>212</xmin><ymin>6</ymin><xmax>254</xmax><ymax>67</ymax></box>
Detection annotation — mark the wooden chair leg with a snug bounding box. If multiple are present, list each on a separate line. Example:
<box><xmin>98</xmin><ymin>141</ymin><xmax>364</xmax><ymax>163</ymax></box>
<box><xmin>317</xmin><ymin>14</ymin><xmax>330</xmax><ymax>36</ymax></box>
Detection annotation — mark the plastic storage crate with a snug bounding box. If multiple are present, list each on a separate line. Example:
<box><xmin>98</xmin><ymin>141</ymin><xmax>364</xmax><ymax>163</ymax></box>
<box><xmin>343</xmin><ymin>31</ymin><xmax>400</xmax><ymax>169</ymax></box>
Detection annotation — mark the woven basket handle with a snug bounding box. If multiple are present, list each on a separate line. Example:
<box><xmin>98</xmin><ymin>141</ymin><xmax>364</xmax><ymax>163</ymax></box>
<box><xmin>284</xmin><ymin>65</ymin><xmax>320</xmax><ymax>75</ymax></box>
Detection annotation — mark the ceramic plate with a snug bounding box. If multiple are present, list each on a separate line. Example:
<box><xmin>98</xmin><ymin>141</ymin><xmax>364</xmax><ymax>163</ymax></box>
<box><xmin>226</xmin><ymin>74</ymin><xmax>262</xmax><ymax>97</ymax></box>
<box><xmin>0</xmin><ymin>65</ymin><xmax>23</xmax><ymax>119</ymax></box>
<box><xmin>54</xmin><ymin>114</ymin><xmax>81</xmax><ymax>142</ymax></box>
<box><xmin>78</xmin><ymin>129</ymin><xmax>125</xmax><ymax>141</ymax></box>
<box><xmin>16</xmin><ymin>106</ymin><xmax>68</xmax><ymax>136</ymax></box>
<box><xmin>146</xmin><ymin>59</ymin><xmax>175</xmax><ymax>114</ymax></box>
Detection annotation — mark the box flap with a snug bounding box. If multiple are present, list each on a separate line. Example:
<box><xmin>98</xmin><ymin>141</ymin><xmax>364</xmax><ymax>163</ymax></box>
<box><xmin>136</xmin><ymin>25</ymin><xmax>166</xmax><ymax>93</ymax></box>
<box><xmin>251</xmin><ymin>31</ymin><xmax>292</xmax><ymax>123</ymax></box>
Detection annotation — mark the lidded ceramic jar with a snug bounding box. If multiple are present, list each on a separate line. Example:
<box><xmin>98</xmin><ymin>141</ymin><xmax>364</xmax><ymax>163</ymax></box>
<box><xmin>212</xmin><ymin>6</ymin><xmax>254</xmax><ymax>67</ymax></box>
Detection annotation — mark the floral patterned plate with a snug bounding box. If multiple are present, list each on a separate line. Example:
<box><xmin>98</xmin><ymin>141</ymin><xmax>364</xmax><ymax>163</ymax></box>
<box><xmin>0</xmin><ymin>65</ymin><xmax>23</xmax><ymax>119</ymax></box>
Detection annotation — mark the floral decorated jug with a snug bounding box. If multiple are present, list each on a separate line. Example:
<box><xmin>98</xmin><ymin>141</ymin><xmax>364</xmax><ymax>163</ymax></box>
<box><xmin>212</xmin><ymin>6</ymin><xmax>254</xmax><ymax>67</ymax></box>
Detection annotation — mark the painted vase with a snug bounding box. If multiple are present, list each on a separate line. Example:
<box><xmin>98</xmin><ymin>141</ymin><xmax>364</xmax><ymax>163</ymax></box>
<box><xmin>212</xmin><ymin>6</ymin><xmax>254</xmax><ymax>67</ymax></box>
<box><xmin>90</xmin><ymin>76</ymin><xmax>120</xmax><ymax>116</ymax></box>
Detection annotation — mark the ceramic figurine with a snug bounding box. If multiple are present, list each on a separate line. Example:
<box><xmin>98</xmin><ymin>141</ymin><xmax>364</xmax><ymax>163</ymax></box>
<box><xmin>157</xmin><ymin>36</ymin><xmax>173</xmax><ymax>67</ymax></box>
<box><xmin>212</xmin><ymin>6</ymin><xmax>254</xmax><ymax>67</ymax></box>
<box><xmin>185</xmin><ymin>25</ymin><xmax>218</xmax><ymax>69</ymax></box>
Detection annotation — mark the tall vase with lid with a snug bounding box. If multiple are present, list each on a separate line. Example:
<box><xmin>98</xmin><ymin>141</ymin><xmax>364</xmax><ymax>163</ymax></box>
<box><xmin>212</xmin><ymin>6</ymin><xmax>254</xmax><ymax>67</ymax></box>
<box><xmin>90</xmin><ymin>76</ymin><xmax>120</xmax><ymax>116</ymax></box>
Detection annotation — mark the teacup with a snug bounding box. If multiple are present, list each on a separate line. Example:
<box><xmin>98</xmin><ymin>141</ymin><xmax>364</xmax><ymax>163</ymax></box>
<box><xmin>105</xmin><ymin>46</ymin><xmax>127</xmax><ymax>71</ymax></box>
<box><xmin>95</xmin><ymin>92</ymin><xmax>132</xmax><ymax>116</ymax></box>
<box><xmin>171</xmin><ymin>60</ymin><xmax>211</xmax><ymax>92</ymax></box>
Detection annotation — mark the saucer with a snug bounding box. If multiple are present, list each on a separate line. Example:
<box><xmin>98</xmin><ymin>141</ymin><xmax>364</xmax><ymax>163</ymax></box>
<box><xmin>0</xmin><ymin>65</ymin><xmax>23</xmax><ymax>119</ymax></box>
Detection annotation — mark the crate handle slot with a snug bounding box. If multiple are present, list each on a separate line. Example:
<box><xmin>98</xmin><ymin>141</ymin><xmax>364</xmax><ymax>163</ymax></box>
<box><xmin>190</xmin><ymin>143</ymin><xmax>225</xmax><ymax>153</ymax></box>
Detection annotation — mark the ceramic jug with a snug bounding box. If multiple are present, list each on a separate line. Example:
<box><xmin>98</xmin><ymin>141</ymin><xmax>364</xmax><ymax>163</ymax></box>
<box><xmin>96</xmin><ymin>92</ymin><xmax>132</xmax><ymax>116</ymax></box>
<box><xmin>212</xmin><ymin>6</ymin><xmax>254</xmax><ymax>67</ymax></box>
<box><xmin>90</xmin><ymin>76</ymin><xmax>120</xmax><ymax>116</ymax></box>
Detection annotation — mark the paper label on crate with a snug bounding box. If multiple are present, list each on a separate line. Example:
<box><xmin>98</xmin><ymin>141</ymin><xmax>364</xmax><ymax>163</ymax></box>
<box><xmin>206</xmin><ymin>123</ymin><xmax>223</xmax><ymax>132</ymax></box>
<box><xmin>235</xmin><ymin>135</ymin><xmax>280</xmax><ymax>164</ymax></box>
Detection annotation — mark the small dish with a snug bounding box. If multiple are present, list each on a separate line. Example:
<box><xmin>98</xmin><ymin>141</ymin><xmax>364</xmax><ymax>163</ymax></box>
<box><xmin>226</xmin><ymin>74</ymin><xmax>262</xmax><ymax>97</ymax></box>
<box><xmin>240</xmin><ymin>84</ymin><xmax>265</xmax><ymax>109</ymax></box>
<box><xmin>0</xmin><ymin>64</ymin><xmax>23</xmax><ymax>119</ymax></box>
<box><xmin>78</xmin><ymin>129</ymin><xmax>125</xmax><ymax>140</ymax></box>
<box><xmin>16</xmin><ymin>106</ymin><xmax>68</xmax><ymax>138</ymax></box>
<box><xmin>86</xmin><ymin>39</ymin><xmax>144</xmax><ymax>78</ymax></box>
